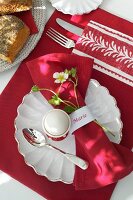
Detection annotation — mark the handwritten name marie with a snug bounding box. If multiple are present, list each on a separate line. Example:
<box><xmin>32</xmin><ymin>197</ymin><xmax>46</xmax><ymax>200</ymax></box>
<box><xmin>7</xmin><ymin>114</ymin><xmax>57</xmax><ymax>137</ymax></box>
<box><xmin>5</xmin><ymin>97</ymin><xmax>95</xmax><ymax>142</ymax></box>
<box><xmin>72</xmin><ymin>114</ymin><xmax>87</xmax><ymax>123</ymax></box>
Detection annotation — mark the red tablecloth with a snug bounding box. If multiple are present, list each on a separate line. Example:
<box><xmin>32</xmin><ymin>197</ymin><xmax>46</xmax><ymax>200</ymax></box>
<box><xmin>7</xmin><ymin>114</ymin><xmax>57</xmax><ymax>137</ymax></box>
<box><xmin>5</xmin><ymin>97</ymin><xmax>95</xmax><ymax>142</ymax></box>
<box><xmin>0</xmin><ymin>9</ymin><xmax>132</xmax><ymax>200</ymax></box>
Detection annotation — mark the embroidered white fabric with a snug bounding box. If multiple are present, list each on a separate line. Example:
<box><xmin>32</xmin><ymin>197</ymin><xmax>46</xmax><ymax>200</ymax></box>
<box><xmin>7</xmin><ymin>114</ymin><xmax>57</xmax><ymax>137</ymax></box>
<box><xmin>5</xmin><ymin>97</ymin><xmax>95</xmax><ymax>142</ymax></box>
<box><xmin>73</xmin><ymin>20</ymin><xmax>133</xmax><ymax>87</ymax></box>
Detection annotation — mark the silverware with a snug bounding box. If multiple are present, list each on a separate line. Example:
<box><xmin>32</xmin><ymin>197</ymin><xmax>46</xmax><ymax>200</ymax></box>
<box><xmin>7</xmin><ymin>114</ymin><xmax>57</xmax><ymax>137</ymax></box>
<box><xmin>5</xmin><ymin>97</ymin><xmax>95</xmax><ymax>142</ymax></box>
<box><xmin>22</xmin><ymin>128</ymin><xmax>88</xmax><ymax>170</ymax></box>
<box><xmin>46</xmin><ymin>27</ymin><xmax>75</xmax><ymax>48</ymax></box>
<box><xmin>56</xmin><ymin>18</ymin><xmax>83</xmax><ymax>36</ymax></box>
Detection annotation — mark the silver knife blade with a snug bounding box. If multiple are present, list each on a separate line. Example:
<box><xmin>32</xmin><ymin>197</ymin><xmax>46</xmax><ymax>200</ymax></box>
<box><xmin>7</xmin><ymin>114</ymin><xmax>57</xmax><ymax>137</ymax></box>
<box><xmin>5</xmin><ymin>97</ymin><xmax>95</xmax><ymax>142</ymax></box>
<box><xmin>56</xmin><ymin>18</ymin><xmax>83</xmax><ymax>36</ymax></box>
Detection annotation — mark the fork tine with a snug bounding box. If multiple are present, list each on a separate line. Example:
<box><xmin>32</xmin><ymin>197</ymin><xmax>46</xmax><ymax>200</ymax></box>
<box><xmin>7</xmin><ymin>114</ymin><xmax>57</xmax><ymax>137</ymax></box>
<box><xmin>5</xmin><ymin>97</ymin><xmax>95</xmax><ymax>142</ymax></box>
<box><xmin>46</xmin><ymin>27</ymin><xmax>75</xmax><ymax>48</ymax></box>
<box><xmin>47</xmin><ymin>29</ymin><xmax>66</xmax><ymax>43</ymax></box>
<box><xmin>46</xmin><ymin>29</ymin><xmax>67</xmax><ymax>45</ymax></box>
<box><xmin>46</xmin><ymin>31</ymin><xmax>66</xmax><ymax>45</ymax></box>
<box><xmin>49</xmin><ymin>27</ymin><xmax>69</xmax><ymax>41</ymax></box>
<box><xmin>46</xmin><ymin>32</ymin><xmax>66</xmax><ymax>47</ymax></box>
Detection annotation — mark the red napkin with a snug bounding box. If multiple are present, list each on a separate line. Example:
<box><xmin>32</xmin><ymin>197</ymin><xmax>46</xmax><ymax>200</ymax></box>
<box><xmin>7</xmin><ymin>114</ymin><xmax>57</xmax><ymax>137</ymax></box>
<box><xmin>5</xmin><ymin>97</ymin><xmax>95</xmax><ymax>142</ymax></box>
<box><xmin>27</xmin><ymin>53</ymin><xmax>133</xmax><ymax>190</ymax></box>
<box><xmin>0</xmin><ymin>9</ymin><xmax>132</xmax><ymax>200</ymax></box>
<box><xmin>71</xmin><ymin>9</ymin><xmax>133</xmax><ymax>150</ymax></box>
<box><xmin>14</xmin><ymin>10</ymin><xmax>38</xmax><ymax>34</ymax></box>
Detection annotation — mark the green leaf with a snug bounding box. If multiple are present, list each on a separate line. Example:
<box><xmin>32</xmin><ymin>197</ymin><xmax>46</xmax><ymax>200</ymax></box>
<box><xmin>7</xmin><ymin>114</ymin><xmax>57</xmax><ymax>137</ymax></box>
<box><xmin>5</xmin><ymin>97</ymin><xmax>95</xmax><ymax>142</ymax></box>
<box><xmin>52</xmin><ymin>95</ymin><xmax>58</xmax><ymax>100</ymax></box>
<box><xmin>48</xmin><ymin>95</ymin><xmax>62</xmax><ymax>106</ymax></box>
<box><xmin>64</xmin><ymin>106</ymin><xmax>76</xmax><ymax>114</ymax></box>
<box><xmin>71</xmin><ymin>68</ymin><xmax>77</xmax><ymax>77</ymax></box>
<box><xmin>31</xmin><ymin>85</ymin><xmax>39</xmax><ymax>92</ymax></box>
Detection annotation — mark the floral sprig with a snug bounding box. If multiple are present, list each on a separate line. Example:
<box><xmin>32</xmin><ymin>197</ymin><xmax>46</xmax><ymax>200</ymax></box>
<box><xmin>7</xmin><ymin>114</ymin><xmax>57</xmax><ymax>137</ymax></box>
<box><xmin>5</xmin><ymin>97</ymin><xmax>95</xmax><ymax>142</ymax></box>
<box><xmin>32</xmin><ymin>68</ymin><xmax>79</xmax><ymax>114</ymax></box>
<box><xmin>31</xmin><ymin>67</ymin><xmax>115</xmax><ymax>137</ymax></box>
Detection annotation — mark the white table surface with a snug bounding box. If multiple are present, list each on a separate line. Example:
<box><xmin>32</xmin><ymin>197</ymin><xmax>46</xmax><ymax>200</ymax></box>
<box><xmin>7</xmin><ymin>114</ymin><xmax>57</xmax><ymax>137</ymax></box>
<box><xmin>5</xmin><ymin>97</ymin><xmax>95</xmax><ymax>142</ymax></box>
<box><xmin>0</xmin><ymin>0</ymin><xmax>132</xmax><ymax>199</ymax></box>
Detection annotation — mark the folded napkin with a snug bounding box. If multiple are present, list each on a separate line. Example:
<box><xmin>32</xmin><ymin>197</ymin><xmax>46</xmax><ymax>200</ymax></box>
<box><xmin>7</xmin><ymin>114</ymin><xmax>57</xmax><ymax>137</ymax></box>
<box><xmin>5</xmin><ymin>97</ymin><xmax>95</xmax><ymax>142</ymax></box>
<box><xmin>15</xmin><ymin>10</ymin><xmax>38</xmax><ymax>34</ymax></box>
<box><xmin>71</xmin><ymin>9</ymin><xmax>133</xmax><ymax>149</ymax></box>
<box><xmin>27</xmin><ymin>53</ymin><xmax>133</xmax><ymax>190</ymax></box>
<box><xmin>73</xmin><ymin>23</ymin><xmax>133</xmax><ymax>86</ymax></box>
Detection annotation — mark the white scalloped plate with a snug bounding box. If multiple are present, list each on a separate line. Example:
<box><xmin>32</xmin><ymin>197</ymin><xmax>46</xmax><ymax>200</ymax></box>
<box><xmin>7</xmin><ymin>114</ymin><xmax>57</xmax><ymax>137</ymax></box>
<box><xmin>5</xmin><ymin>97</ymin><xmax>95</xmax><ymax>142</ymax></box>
<box><xmin>15</xmin><ymin>79</ymin><xmax>122</xmax><ymax>184</ymax></box>
<box><xmin>0</xmin><ymin>0</ymin><xmax>46</xmax><ymax>72</ymax></box>
<box><xmin>48</xmin><ymin>0</ymin><xmax>103</xmax><ymax>15</ymax></box>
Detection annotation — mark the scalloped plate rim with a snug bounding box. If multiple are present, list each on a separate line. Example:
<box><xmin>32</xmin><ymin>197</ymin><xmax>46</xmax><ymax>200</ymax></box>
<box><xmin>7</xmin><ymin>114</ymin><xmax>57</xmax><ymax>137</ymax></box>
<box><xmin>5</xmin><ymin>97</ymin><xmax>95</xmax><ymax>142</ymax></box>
<box><xmin>48</xmin><ymin>0</ymin><xmax>103</xmax><ymax>15</ymax></box>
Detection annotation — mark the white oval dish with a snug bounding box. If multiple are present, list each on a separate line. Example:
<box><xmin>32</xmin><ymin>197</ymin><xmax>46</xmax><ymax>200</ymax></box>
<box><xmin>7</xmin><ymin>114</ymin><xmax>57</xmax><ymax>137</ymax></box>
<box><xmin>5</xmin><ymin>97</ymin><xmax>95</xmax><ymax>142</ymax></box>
<box><xmin>0</xmin><ymin>0</ymin><xmax>46</xmax><ymax>72</ymax></box>
<box><xmin>48</xmin><ymin>0</ymin><xmax>103</xmax><ymax>15</ymax></box>
<box><xmin>15</xmin><ymin>79</ymin><xmax>122</xmax><ymax>184</ymax></box>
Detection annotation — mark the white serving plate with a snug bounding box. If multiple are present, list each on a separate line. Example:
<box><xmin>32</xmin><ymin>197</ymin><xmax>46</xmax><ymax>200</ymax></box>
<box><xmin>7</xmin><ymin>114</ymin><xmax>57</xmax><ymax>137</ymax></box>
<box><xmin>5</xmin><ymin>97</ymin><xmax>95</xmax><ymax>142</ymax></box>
<box><xmin>48</xmin><ymin>0</ymin><xmax>103</xmax><ymax>15</ymax></box>
<box><xmin>0</xmin><ymin>0</ymin><xmax>46</xmax><ymax>72</ymax></box>
<box><xmin>15</xmin><ymin>79</ymin><xmax>122</xmax><ymax>184</ymax></box>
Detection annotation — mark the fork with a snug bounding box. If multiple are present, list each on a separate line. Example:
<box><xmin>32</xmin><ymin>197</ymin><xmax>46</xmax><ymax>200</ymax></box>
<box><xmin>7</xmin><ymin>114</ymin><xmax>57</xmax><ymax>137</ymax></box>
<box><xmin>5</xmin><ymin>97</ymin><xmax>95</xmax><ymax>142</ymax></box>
<box><xmin>46</xmin><ymin>27</ymin><xmax>75</xmax><ymax>48</ymax></box>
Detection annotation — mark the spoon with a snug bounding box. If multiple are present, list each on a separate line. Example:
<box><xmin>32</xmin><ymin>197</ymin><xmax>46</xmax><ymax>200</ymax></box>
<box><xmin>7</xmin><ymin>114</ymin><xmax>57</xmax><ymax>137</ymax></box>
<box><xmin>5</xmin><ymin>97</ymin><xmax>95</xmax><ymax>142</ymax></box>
<box><xmin>22</xmin><ymin>128</ymin><xmax>88</xmax><ymax>170</ymax></box>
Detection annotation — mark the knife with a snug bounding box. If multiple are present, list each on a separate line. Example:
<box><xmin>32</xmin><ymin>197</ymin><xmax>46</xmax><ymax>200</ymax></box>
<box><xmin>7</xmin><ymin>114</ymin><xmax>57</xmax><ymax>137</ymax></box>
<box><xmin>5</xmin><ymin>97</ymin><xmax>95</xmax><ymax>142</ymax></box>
<box><xmin>56</xmin><ymin>18</ymin><xmax>83</xmax><ymax>36</ymax></box>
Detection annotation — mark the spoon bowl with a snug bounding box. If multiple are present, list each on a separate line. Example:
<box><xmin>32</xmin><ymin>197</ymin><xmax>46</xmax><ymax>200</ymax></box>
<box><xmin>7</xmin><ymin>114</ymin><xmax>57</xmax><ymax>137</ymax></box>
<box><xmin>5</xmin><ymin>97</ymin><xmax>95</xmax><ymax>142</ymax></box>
<box><xmin>23</xmin><ymin>128</ymin><xmax>46</xmax><ymax>147</ymax></box>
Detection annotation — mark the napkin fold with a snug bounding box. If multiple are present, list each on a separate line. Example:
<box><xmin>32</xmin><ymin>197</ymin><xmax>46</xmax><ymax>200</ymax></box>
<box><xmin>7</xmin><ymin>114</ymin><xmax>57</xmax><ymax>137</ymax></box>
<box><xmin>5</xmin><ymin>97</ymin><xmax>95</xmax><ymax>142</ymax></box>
<box><xmin>27</xmin><ymin>53</ymin><xmax>133</xmax><ymax>190</ymax></box>
<box><xmin>15</xmin><ymin>10</ymin><xmax>38</xmax><ymax>34</ymax></box>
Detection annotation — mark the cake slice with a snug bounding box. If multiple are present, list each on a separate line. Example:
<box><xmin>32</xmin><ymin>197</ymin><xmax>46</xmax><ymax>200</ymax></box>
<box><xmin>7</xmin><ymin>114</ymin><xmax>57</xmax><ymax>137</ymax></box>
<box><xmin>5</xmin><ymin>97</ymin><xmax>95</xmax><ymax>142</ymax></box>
<box><xmin>0</xmin><ymin>0</ymin><xmax>32</xmax><ymax>15</ymax></box>
<box><xmin>0</xmin><ymin>15</ymin><xmax>30</xmax><ymax>63</ymax></box>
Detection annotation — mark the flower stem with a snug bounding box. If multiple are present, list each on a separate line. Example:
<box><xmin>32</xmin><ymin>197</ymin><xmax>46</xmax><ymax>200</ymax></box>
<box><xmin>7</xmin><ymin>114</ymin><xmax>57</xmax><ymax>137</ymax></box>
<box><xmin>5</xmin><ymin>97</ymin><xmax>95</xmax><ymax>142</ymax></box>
<box><xmin>63</xmin><ymin>100</ymin><xmax>77</xmax><ymax>109</ymax></box>
<box><xmin>57</xmin><ymin>83</ymin><xmax>63</xmax><ymax>95</ymax></box>
<box><xmin>70</xmin><ymin>78</ymin><xmax>80</xmax><ymax>108</ymax></box>
<box><xmin>61</xmin><ymin>100</ymin><xmax>77</xmax><ymax>110</ymax></box>
<box><xmin>38</xmin><ymin>88</ymin><xmax>57</xmax><ymax>96</ymax></box>
<box><xmin>33</xmin><ymin>87</ymin><xmax>77</xmax><ymax>110</ymax></box>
